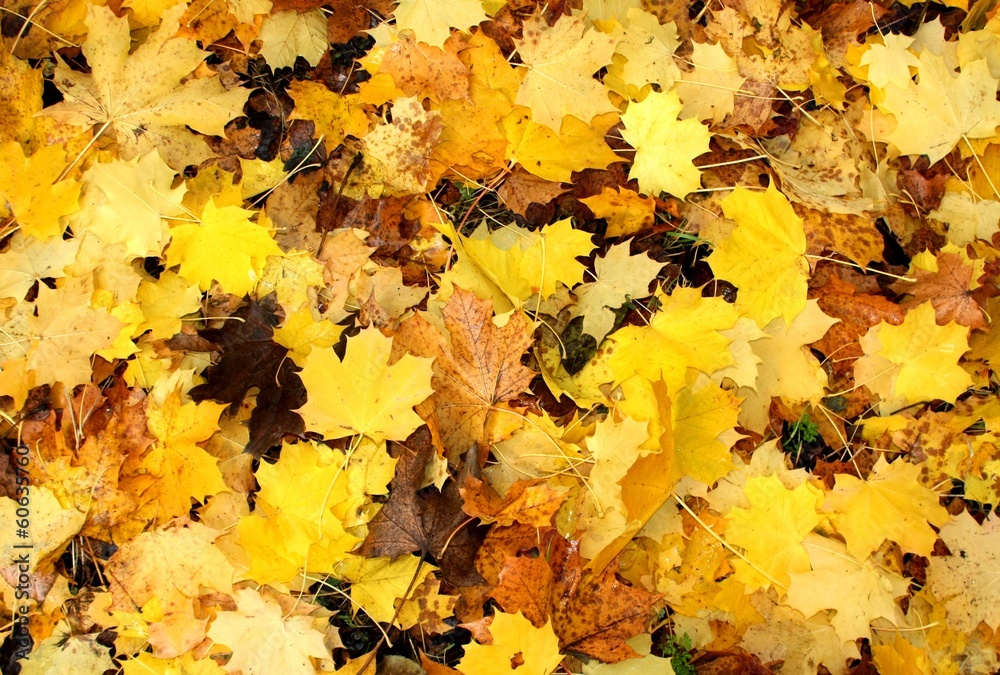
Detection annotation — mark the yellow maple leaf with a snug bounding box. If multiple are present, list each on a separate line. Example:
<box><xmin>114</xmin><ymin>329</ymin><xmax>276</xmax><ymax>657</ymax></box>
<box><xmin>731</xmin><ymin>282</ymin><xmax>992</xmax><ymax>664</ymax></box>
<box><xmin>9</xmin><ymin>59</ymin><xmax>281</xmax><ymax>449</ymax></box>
<box><xmin>724</xmin><ymin>474</ymin><xmax>825</xmax><ymax>591</ymax></box>
<box><xmin>272</xmin><ymin>308</ymin><xmax>342</xmax><ymax>367</ymax></box>
<box><xmin>878</xmin><ymin>51</ymin><xmax>1000</xmax><ymax>164</ymax></box>
<box><xmin>136</xmin><ymin>270</ymin><xmax>203</xmax><ymax>341</ymax></box>
<box><xmin>258</xmin><ymin>10</ymin><xmax>329</xmax><ymax>69</ymax></box>
<box><xmin>207</xmin><ymin>587</ymin><xmax>329</xmax><ymax>675</ymax></box>
<box><xmin>296</xmin><ymin>327</ymin><xmax>434</xmax><ymax>442</ymax></box>
<box><xmin>824</xmin><ymin>455</ymin><xmax>950</xmax><ymax>559</ymax></box>
<box><xmin>335</xmin><ymin>555</ymin><xmax>436</xmax><ymax>626</ymax></box>
<box><xmin>608</xmin><ymin>286</ymin><xmax>739</xmax><ymax>396</ymax></box>
<box><xmin>579</xmin><ymin>186</ymin><xmax>655</xmax><ymax>238</ymax></box>
<box><xmin>360</xmin><ymin>97</ymin><xmax>444</xmax><ymax>197</ymax></box>
<box><xmin>0</xmin><ymin>232</ymin><xmax>79</xmax><ymax>304</ymax></box>
<box><xmin>442</xmin><ymin>219</ymin><xmax>595</xmax><ymax>313</ymax></box>
<box><xmin>855</xmin><ymin>302</ymin><xmax>972</xmax><ymax>411</ymax></box>
<box><xmin>503</xmin><ymin>108</ymin><xmax>621</xmax><ymax>183</ymax></box>
<box><xmin>619</xmin><ymin>90</ymin><xmax>711</xmax><ymax>199</ymax></box>
<box><xmin>237</xmin><ymin>441</ymin><xmax>360</xmax><ymax>584</ymax></box>
<box><xmin>607</xmin><ymin>8</ymin><xmax>681</xmax><ymax>94</ymax></box>
<box><xmin>288</xmin><ymin>82</ymin><xmax>370</xmax><ymax>148</ymax></box>
<box><xmin>786</xmin><ymin>533</ymin><xmax>909</xmax><ymax>643</ymax></box>
<box><xmin>74</xmin><ymin>150</ymin><xmax>188</xmax><ymax>259</ymax></box>
<box><xmin>166</xmin><ymin>198</ymin><xmax>283</xmax><ymax>297</ymax></box>
<box><xmin>0</xmin><ymin>141</ymin><xmax>80</xmax><ymax>240</ymax></box>
<box><xmin>707</xmin><ymin>184</ymin><xmax>810</xmax><ymax>327</ymax></box>
<box><xmin>135</xmin><ymin>393</ymin><xmax>229</xmax><ymax>522</ymax></box>
<box><xmin>393</xmin><ymin>0</ymin><xmax>488</xmax><ymax>48</ymax></box>
<box><xmin>513</xmin><ymin>11</ymin><xmax>619</xmax><ymax>130</ymax></box>
<box><xmin>457</xmin><ymin>610</ymin><xmax>564</xmax><ymax>675</ymax></box>
<box><xmin>44</xmin><ymin>4</ymin><xmax>249</xmax><ymax>167</ymax></box>
<box><xmin>0</xmin><ymin>278</ymin><xmax>123</xmax><ymax>387</ymax></box>
<box><xmin>676</xmin><ymin>41</ymin><xmax>745</xmax><ymax>125</ymax></box>
<box><xmin>568</xmin><ymin>241</ymin><xmax>664</xmax><ymax>343</ymax></box>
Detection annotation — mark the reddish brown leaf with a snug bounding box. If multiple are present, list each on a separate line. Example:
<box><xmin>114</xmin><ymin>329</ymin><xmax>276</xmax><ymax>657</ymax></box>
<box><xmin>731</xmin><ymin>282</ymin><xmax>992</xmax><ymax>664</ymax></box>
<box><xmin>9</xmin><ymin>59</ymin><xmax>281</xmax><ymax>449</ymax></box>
<box><xmin>359</xmin><ymin>426</ymin><xmax>488</xmax><ymax>587</ymax></box>
<box><xmin>891</xmin><ymin>251</ymin><xmax>989</xmax><ymax>329</ymax></box>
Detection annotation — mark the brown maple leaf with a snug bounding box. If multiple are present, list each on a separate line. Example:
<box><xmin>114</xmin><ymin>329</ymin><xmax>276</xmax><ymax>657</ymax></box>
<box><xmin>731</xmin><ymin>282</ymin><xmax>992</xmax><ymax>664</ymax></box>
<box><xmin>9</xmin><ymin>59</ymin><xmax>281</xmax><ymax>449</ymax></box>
<box><xmin>392</xmin><ymin>288</ymin><xmax>536</xmax><ymax>462</ymax></box>
<box><xmin>891</xmin><ymin>251</ymin><xmax>991</xmax><ymax>329</ymax></box>
<box><xmin>482</xmin><ymin>526</ymin><xmax>659</xmax><ymax>663</ymax></box>
<box><xmin>359</xmin><ymin>426</ymin><xmax>488</xmax><ymax>587</ymax></box>
<box><xmin>188</xmin><ymin>294</ymin><xmax>306</xmax><ymax>457</ymax></box>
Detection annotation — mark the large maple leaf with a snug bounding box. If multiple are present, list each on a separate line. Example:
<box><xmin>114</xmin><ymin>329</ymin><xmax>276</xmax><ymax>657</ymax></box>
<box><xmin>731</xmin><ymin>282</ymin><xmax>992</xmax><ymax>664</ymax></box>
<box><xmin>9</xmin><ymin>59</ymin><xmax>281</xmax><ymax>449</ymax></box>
<box><xmin>393</xmin><ymin>287</ymin><xmax>536</xmax><ymax>459</ymax></box>
<box><xmin>44</xmin><ymin>4</ymin><xmax>249</xmax><ymax>167</ymax></box>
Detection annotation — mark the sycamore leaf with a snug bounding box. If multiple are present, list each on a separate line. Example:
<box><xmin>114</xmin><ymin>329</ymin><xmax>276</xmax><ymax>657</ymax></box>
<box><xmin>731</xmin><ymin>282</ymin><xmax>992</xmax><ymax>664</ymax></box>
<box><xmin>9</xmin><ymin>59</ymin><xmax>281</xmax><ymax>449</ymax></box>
<box><xmin>393</xmin><ymin>0</ymin><xmax>488</xmax><ymax>48</ymax></box>
<box><xmin>707</xmin><ymin>184</ymin><xmax>810</xmax><ymax>327</ymax></box>
<box><xmin>824</xmin><ymin>456</ymin><xmax>950</xmax><ymax>559</ymax></box>
<box><xmin>855</xmin><ymin>302</ymin><xmax>973</xmax><ymax>411</ymax></box>
<box><xmin>570</xmin><ymin>242</ymin><xmax>664</xmax><ymax>343</ymax></box>
<box><xmin>207</xmin><ymin>587</ymin><xmax>329</xmax><ymax>675</ymax></box>
<box><xmin>878</xmin><ymin>51</ymin><xmax>1000</xmax><ymax>164</ymax></box>
<box><xmin>619</xmin><ymin>90</ymin><xmax>710</xmax><ymax>199</ymax></box>
<box><xmin>167</xmin><ymin>199</ymin><xmax>283</xmax><ymax>296</ymax></box>
<box><xmin>0</xmin><ymin>141</ymin><xmax>80</xmax><ymax>240</ymax></box>
<box><xmin>258</xmin><ymin>10</ymin><xmax>328</xmax><ymax>69</ymax></box>
<box><xmin>297</xmin><ymin>327</ymin><xmax>434</xmax><ymax>442</ymax></box>
<box><xmin>458</xmin><ymin>611</ymin><xmax>563</xmax><ymax>675</ymax></box>
<box><xmin>513</xmin><ymin>11</ymin><xmax>619</xmax><ymax>130</ymax></box>
<box><xmin>44</xmin><ymin>4</ymin><xmax>249</xmax><ymax>167</ymax></box>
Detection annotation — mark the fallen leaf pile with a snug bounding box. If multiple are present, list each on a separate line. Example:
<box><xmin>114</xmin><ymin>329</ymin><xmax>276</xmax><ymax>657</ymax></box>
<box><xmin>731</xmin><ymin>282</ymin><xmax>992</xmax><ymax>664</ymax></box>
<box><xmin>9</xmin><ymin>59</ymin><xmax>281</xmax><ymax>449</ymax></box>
<box><xmin>3</xmin><ymin>0</ymin><xmax>1000</xmax><ymax>673</ymax></box>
